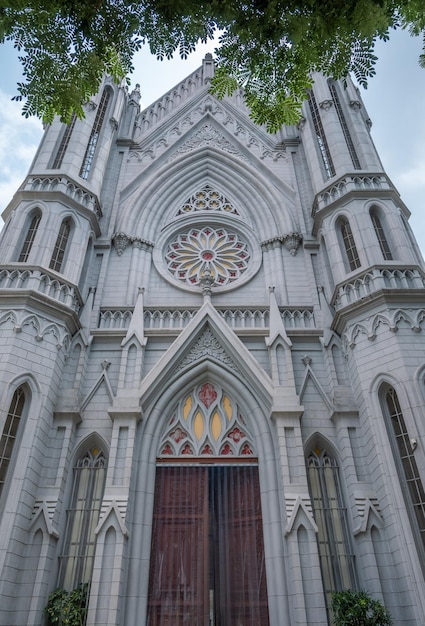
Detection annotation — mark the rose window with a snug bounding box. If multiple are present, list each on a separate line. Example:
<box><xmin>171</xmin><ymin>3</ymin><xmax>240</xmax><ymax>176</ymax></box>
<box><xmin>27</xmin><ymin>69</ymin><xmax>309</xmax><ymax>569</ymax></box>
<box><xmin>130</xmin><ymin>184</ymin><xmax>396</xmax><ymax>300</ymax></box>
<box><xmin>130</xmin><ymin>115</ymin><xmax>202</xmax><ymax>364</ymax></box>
<box><xmin>165</xmin><ymin>226</ymin><xmax>250</xmax><ymax>286</ymax></box>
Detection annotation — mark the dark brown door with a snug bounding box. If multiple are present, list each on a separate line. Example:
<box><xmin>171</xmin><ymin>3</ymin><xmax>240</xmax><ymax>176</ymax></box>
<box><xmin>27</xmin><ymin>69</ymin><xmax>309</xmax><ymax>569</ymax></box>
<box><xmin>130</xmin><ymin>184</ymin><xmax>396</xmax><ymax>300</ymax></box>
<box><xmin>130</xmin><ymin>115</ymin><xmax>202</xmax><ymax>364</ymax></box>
<box><xmin>147</xmin><ymin>465</ymin><xmax>269</xmax><ymax>626</ymax></box>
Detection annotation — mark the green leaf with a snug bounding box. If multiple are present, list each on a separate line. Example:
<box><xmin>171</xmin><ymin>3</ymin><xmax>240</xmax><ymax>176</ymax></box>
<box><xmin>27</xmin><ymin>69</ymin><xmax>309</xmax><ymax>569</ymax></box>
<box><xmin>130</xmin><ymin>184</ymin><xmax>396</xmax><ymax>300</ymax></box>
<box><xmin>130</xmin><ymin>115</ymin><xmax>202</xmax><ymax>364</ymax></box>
<box><xmin>2</xmin><ymin>0</ymin><xmax>425</xmax><ymax>128</ymax></box>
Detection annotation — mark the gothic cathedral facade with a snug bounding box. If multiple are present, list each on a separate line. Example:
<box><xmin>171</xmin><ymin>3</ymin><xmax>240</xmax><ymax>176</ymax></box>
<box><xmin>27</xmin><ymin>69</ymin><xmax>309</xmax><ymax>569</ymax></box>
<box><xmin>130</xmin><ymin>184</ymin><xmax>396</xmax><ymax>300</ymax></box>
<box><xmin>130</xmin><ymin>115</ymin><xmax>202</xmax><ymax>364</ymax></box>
<box><xmin>0</xmin><ymin>55</ymin><xmax>424</xmax><ymax>625</ymax></box>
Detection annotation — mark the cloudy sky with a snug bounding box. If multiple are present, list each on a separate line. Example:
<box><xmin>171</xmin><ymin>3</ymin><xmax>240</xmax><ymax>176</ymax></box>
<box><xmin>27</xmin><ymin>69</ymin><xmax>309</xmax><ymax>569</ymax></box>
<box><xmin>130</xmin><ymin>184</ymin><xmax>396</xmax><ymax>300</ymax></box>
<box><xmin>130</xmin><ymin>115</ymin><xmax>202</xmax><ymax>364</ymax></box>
<box><xmin>0</xmin><ymin>29</ymin><xmax>424</xmax><ymax>254</ymax></box>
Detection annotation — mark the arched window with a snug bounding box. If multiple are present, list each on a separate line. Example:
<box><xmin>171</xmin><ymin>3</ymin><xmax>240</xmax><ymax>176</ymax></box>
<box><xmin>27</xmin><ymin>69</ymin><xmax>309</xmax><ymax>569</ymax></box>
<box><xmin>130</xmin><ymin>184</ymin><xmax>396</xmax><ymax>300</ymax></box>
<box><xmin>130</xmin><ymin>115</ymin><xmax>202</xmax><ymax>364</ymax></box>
<box><xmin>18</xmin><ymin>212</ymin><xmax>41</xmax><ymax>262</ymax></box>
<box><xmin>49</xmin><ymin>218</ymin><xmax>71</xmax><ymax>273</ymax></box>
<box><xmin>370</xmin><ymin>209</ymin><xmax>393</xmax><ymax>260</ymax></box>
<box><xmin>381</xmin><ymin>386</ymin><xmax>425</xmax><ymax>560</ymax></box>
<box><xmin>0</xmin><ymin>387</ymin><xmax>26</xmax><ymax>498</ymax></box>
<box><xmin>307</xmin><ymin>447</ymin><xmax>357</xmax><ymax>611</ymax></box>
<box><xmin>52</xmin><ymin>114</ymin><xmax>77</xmax><ymax>169</ymax></box>
<box><xmin>79</xmin><ymin>89</ymin><xmax>111</xmax><ymax>179</ymax></box>
<box><xmin>59</xmin><ymin>446</ymin><xmax>107</xmax><ymax>590</ymax></box>
<box><xmin>340</xmin><ymin>218</ymin><xmax>361</xmax><ymax>271</ymax></box>
<box><xmin>308</xmin><ymin>91</ymin><xmax>335</xmax><ymax>179</ymax></box>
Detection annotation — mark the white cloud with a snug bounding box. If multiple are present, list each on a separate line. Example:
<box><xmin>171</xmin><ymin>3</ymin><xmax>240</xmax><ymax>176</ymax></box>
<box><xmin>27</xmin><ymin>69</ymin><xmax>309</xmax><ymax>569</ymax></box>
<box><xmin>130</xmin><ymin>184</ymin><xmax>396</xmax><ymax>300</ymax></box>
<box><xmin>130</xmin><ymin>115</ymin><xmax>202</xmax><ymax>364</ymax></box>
<box><xmin>0</xmin><ymin>90</ymin><xmax>43</xmax><ymax>216</ymax></box>
<box><xmin>398</xmin><ymin>161</ymin><xmax>425</xmax><ymax>189</ymax></box>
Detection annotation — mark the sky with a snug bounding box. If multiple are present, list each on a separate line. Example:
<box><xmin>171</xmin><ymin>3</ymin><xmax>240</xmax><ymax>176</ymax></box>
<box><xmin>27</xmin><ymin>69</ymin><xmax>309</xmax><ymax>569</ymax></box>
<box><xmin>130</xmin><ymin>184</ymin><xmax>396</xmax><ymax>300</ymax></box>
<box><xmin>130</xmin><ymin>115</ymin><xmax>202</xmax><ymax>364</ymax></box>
<box><xmin>0</xmin><ymin>29</ymin><xmax>424</xmax><ymax>255</ymax></box>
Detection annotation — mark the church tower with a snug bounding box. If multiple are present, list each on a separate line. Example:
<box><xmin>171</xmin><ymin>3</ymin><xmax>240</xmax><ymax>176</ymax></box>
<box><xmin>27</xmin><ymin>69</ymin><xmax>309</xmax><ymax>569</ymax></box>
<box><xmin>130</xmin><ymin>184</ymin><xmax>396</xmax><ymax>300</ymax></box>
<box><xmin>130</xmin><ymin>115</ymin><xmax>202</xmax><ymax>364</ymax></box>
<box><xmin>0</xmin><ymin>57</ymin><xmax>424</xmax><ymax>625</ymax></box>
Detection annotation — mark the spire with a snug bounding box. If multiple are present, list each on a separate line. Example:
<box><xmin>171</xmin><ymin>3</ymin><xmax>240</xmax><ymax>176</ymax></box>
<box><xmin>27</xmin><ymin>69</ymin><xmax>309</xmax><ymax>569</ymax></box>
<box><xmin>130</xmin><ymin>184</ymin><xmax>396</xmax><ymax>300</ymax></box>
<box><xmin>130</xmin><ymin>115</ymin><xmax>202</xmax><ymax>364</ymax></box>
<box><xmin>121</xmin><ymin>288</ymin><xmax>147</xmax><ymax>347</ymax></box>
<box><xmin>202</xmin><ymin>53</ymin><xmax>215</xmax><ymax>81</ymax></box>
<box><xmin>130</xmin><ymin>83</ymin><xmax>141</xmax><ymax>104</ymax></box>
<box><xmin>78</xmin><ymin>287</ymin><xmax>96</xmax><ymax>345</ymax></box>
<box><xmin>266</xmin><ymin>286</ymin><xmax>292</xmax><ymax>348</ymax></box>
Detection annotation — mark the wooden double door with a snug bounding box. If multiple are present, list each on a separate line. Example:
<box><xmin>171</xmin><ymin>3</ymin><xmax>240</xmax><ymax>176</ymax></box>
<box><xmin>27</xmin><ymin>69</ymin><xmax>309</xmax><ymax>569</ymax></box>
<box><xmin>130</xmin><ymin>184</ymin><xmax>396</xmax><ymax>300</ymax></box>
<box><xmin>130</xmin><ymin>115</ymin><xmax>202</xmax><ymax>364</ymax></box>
<box><xmin>147</xmin><ymin>464</ymin><xmax>270</xmax><ymax>626</ymax></box>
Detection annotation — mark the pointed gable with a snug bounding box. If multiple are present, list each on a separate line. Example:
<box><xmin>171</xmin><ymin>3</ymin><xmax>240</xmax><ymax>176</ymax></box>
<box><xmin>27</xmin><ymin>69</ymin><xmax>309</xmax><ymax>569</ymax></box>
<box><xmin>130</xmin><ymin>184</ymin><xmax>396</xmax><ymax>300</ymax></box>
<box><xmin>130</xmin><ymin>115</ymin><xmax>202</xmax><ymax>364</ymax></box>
<box><xmin>139</xmin><ymin>299</ymin><xmax>273</xmax><ymax>412</ymax></box>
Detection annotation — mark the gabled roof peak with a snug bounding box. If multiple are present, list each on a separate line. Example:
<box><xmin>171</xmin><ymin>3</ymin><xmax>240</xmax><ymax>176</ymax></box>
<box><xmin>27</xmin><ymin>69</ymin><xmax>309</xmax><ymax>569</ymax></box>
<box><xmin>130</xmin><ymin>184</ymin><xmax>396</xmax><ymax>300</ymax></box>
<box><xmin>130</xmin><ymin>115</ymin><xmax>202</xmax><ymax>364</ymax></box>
<box><xmin>136</xmin><ymin>54</ymin><xmax>215</xmax><ymax>130</ymax></box>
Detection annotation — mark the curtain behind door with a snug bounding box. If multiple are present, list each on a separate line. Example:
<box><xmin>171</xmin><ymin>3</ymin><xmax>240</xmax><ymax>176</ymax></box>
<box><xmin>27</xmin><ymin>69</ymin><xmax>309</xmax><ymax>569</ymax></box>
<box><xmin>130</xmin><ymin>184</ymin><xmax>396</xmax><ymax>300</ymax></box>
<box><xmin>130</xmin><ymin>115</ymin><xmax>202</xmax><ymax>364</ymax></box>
<box><xmin>147</xmin><ymin>464</ymin><xmax>269</xmax><ymax>626</ymax></box>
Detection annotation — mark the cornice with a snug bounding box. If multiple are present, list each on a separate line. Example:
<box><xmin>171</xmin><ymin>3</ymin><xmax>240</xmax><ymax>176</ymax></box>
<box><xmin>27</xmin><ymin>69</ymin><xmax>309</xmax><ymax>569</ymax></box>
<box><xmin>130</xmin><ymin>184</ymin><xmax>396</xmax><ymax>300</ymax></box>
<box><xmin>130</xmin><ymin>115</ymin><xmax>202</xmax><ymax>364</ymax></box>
<box><xmin>341</xmin><ymin>306</ymin><xmax>425</xmax><ymax>351</ymax></box>
<box><xmin>3</xmin><ymin>174</ymin><xmax>102</xmax><ymax>234</ymax></box>
<box><xmin>310</xmin><ymin>173</ymin><xmax>410</xmax><ymax>234</ymax></box>
<box><xmin>332</xmin><ymin>291</ymin><xmax>425</xmax><ymax>336</ymax></box>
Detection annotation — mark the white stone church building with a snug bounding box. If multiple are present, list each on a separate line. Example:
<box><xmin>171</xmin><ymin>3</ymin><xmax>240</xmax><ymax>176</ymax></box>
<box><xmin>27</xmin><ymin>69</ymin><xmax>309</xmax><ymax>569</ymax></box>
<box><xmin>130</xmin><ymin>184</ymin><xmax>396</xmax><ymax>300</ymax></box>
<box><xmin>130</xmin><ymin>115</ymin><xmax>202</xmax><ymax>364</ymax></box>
<box><xmin>0</xmin><ymin>55</ymin><xmax>424</xmax><ymax>625</ymax></box>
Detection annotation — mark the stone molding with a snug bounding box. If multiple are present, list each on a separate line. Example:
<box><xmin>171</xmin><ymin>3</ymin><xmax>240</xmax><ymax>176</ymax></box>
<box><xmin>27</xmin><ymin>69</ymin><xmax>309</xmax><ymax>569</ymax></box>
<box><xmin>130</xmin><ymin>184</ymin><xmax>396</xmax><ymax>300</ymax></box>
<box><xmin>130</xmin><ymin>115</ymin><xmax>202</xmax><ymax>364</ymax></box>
<box><xmin>97</xmin><ymin>307</ymin><xmax>316</xmax><ymax>332</ymax></box>
<box><xmin>23</xmin><ymin>175</ymin><xmax>102</xmax><ymax>218</ymax></box>
<box><xmin>343</xmin><ymin>307</ymin><xmax>425</xmax><ymax>349</ymax></box>
<box><xmin>131</xmin><ymin>99</ymin><xmax>287</xmax><ymax>165</ymax></box>
<box><xmin>0</xmin><ymin>309</ymin><xmax>72</xmax><ymax>351</ymax></box>
<box><xmin>284</xmin><ymin>495</ymin><xmax>318</xmax><ymax>535</ymax></box>
<box><xmin>0</xmin><ymin>266</ymin><xmax>82</xmax><ymax>312</ymax></box>
<box><xmin>311</xmin><ymin>173</ymin><xmax>392</xmax><ymax>219</ymax></box>
<box><xmin>332</xmin><ymin>266</ymin><xmax>425</xmax><ymax>311</ymax></box>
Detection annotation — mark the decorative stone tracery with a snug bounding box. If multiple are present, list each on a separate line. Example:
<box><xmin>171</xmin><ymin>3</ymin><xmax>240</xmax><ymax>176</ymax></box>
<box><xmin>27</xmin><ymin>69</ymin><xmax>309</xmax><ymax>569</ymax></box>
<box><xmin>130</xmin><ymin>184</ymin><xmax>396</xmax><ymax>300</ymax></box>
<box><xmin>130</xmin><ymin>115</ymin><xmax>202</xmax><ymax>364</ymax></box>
<box><xmin>176</xmin><ymin>184</ymin><xmax>239</xmax><ymax>216</ymax></box>
<box><xmin>158</xmin><ymin>382</ymin><xmax>255</xmax><ymax>457</ymax></box>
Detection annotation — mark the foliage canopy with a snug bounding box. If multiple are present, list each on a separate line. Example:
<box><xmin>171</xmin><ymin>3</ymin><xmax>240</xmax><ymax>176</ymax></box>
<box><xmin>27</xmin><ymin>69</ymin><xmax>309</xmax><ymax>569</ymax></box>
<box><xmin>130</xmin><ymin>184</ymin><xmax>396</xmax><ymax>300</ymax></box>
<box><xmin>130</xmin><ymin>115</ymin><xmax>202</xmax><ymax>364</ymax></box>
<box><xmin>1</xmin><ymin>0</ymin><xmax>425</xmax><ymax>131</ymax></box>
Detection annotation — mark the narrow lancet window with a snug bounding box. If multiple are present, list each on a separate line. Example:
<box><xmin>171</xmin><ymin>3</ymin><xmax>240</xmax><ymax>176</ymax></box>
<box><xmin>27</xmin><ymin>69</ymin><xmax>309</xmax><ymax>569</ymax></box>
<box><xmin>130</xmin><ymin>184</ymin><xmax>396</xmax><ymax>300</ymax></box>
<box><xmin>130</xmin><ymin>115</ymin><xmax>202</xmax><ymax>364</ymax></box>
<box><xmin>0</xmin><ymin>387</ymin><xmax>25</xmax><ymax>498</ymax></box>
<box><xmin>307</xmin><ymin>448</ymin><xmax>357</xmax><ymax>611</ymax></box>
<box><xmin>308</xmin><ymin>91</ymin><xmax>336</xmax><ymax>179</ymax></box>
<box><xmin>340</xmin><ymin>219</ymin><xmax>361</xmax><ymax>271</ymax></box>
<box><xmin>371</xmin><ymin>210</ymin><xmax>393</xmax><ymax>260</ymax></box>
<box><xmin>50</xmin><ymin>218</ymin><xmax>71</xmax><ymax>273</ymax></box>
<box><xmin>52</xmin><ymin>114</ymin><xmax>77</xmax><ymax>169</ymax></box>
<box><xmin>18</xmin><ymin>213</ymin><xmax>41</xmax><ymax>262</ymax></box>
<box><xmin>59</xmin><ymin>447</ymin><xmax>107</xmax><ymax>590</ymax></box>
<box><xmin>329</xmin><ymin>82</ymin><xmax>361</xmax><ymax>170</ymax></box>
<box><xmin>79</xmin><ymin>89</ymin><xmax>111</xmax><ymax>179</ymax></box>
<box><xmin>383</xmin><ymin>386</ymin><xmax>425</xmax><ymax>555</ymax></box>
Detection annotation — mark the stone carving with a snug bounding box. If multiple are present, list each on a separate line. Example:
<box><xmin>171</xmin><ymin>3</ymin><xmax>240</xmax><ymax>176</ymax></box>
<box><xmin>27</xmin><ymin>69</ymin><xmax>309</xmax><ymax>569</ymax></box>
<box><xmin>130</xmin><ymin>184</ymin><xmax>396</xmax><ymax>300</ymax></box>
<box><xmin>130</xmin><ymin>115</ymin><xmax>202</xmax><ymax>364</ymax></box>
<box><xmin>130</xmin><ymin>84</ymin><xmax>141</xmax><ymax>104</ymax></box>
<box><xmin>131</xmin><ymin>97</ymin><xmax>287</xmax><ymax>164</ymax></box>
<box><xmin>261</xmin><ymin>232</ymin><xmax>303</xmax><ymax>255</ymax></box>
<box><xmin>176</xmin><ymin>327</ymin><xmax>240</xmax><ymax>373</ymax></box>
<box><xmin>167</xmin><ymin>124</ymin><xmax>250</xmax><ymax>163</ymax></box>
<box><xmin>199</xmin><ymin>268</ymin><xmax>215</xmax><ymax>297</ymax></box>
<box><xmin>112</xmin><ymin>232</ymin><xmax>131</xmax><ymax>255</ymax></box>
<box><xmin>283</xmin><ymin>232</ymin><xmax>303</xmax><ymax>256</ymax></box>
<box><xmin>112</xmin><ymin>233</ymin><xmax>154</xmax><ymax>255</ymax></box>
<box><xmin>350</xmin><ymin>100</ymin><xmax>362</xmax><ymax>111</ymax></box>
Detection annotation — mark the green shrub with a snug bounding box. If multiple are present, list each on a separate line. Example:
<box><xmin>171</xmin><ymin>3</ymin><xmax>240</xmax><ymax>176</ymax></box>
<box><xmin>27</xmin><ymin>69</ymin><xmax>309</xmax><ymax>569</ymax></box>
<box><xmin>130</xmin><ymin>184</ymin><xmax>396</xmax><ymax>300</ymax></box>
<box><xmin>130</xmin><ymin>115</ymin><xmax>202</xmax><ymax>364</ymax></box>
<box><xmin>45</xmin><ymin>583</ymin><xmax>88</xmax><ymax>626</ymax></box>
<box><xmin>331</xmin><ymin>589</ymin><xmax>392</xmax><ymax>626</ymax></box>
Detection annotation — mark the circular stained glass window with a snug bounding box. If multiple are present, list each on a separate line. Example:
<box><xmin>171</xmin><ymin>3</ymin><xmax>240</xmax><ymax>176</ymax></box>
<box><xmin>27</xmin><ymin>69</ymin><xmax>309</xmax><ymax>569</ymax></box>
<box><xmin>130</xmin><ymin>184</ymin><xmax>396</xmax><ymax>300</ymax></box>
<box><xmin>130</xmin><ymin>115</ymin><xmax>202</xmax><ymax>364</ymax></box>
<box><xmin>165</xmin><ymin>226</ymin><xmax>250</xmax><ymax>286</ymax></box>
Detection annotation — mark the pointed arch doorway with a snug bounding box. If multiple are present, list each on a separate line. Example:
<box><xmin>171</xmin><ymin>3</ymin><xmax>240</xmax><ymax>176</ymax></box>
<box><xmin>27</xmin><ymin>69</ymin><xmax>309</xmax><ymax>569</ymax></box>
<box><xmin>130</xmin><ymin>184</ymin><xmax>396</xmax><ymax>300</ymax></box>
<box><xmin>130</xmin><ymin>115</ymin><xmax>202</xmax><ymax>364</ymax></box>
<box><xmin>147</xmin><ymin>382</ymin><xmax>270</xmax><ymax>626</ymax></box>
